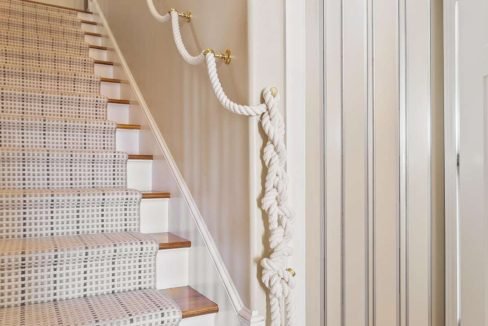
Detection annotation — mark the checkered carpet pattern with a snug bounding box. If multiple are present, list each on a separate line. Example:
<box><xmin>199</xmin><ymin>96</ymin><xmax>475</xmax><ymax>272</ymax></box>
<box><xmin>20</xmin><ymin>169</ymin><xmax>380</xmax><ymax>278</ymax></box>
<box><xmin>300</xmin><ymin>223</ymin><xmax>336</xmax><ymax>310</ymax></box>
<box><xmin>0</xmin><ymin>1</ymin><xmax>182</xmax><ymax>324</ymax></box>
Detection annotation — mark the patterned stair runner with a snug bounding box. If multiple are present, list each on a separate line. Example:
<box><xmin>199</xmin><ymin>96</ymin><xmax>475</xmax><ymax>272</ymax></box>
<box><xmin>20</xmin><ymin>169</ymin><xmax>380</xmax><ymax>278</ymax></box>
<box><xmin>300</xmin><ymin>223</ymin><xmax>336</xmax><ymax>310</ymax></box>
<box><xmin>0</xmin><ymin>1</ymin><xmax>182</xmax><ymax>324</ymax></box>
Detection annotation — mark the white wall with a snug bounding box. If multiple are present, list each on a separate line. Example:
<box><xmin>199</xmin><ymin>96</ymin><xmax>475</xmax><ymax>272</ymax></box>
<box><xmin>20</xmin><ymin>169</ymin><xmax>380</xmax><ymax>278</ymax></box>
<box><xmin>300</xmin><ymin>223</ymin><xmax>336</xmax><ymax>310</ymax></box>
<box><xmin>96</xmin><ymin>0</ymin><xmax>253</xmax><ymax>305</ymax></box>
<box><xmin>35</xmin><ymin>0</ymin><xmax>84</xmax><ymax>10</ymax></box>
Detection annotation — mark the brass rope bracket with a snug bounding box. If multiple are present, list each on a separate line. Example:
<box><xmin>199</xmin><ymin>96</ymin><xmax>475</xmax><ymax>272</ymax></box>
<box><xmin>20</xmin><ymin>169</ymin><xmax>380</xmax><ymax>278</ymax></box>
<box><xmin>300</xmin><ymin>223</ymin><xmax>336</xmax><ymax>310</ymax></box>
<box><xmin>202</xmin><ymin>48</ymin><xmax>233</xmax><ymax>65</ymax></box>
<box><xmin>169</xmin><ymin>8</ymin><xmax>192</xmax><ymax>22</ymax></box>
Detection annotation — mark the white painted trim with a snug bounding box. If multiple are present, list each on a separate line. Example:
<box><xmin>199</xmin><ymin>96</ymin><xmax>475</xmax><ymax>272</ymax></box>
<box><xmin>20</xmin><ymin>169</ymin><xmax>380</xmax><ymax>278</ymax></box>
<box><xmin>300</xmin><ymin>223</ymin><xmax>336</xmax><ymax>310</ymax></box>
<box><xmin>443</xmin><ymin>1</ymin><xmax>459</xmax><ymax>325</ymax></box>
<box><xmin>90</xmin><ymin>1</ymin><xmax>264</xmax><ymax>324</ymax></box>
<box><xmin>284</xmin><ymin>0</ymin><xmax>307</xmax><ymax>325</ymax></box>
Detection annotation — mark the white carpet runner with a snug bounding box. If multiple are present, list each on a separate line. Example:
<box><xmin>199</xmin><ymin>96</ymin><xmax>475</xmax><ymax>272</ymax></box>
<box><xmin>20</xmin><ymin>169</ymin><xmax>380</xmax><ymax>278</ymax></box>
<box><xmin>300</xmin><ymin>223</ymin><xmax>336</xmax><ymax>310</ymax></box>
<box><xmin>0</xmin><ymin>1</ymin><xmax>182</xmax><ymax>324</ymax></box>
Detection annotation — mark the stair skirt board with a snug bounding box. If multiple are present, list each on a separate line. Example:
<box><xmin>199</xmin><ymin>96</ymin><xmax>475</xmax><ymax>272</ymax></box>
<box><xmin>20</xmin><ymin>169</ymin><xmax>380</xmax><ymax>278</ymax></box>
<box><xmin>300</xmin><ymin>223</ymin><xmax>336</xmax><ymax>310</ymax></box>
<box><xmin>0</xmin><ymin>0</ymin><xmax>219</xmax><ymax>324</ymax></box>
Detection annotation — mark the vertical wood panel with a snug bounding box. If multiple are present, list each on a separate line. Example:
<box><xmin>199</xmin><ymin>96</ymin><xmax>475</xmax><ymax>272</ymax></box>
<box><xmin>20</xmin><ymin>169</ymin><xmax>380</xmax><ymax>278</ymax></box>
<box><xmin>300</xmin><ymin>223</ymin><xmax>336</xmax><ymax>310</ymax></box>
<box><xmin>405</xmin><ymin>0</ymin><xmax>432</xmax><ymax>324</ymax></box>
<box><xmin>324</xmin><ymin>0</ymin><xmax>442</xmax><ymax>324</ymax></box>
<box><xmin>325</xmin><ymin>0</ymin><xmax>344</xmax><ymax>323</ymax></box>
<box><xmin>372</xmin><ymin>0</ymin><xmax>400</xmax><ymax>325</ymax></box>
<box><xmin>342</xmin><ymin>0</ymin><xmax>368</xmax><ymax>324</ymax></box>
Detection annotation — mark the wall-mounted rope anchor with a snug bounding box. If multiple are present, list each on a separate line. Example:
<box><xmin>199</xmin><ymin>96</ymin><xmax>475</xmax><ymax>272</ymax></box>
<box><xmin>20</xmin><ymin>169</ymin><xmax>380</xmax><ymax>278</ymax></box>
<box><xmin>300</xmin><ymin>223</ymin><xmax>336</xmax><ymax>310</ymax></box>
<box><xmin>202</xmin><ymin>48</ymin><xmax>233</xmax><ymax>65</ymax></box>
<box><xmin>168</xmin><ymin>8</ymin><xmax>192</xmax><ymax>22</ymax></box>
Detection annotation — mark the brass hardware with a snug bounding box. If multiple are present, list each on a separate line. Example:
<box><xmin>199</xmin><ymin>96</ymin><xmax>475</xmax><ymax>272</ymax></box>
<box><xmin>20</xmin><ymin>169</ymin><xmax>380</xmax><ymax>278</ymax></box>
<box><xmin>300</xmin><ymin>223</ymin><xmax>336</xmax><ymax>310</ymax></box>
<box><xmin>215</xmin><ymin>49</ymin><xmax>232</xmax><ymax>65</ymax></box>
<box><xmin>286</xmin><ymin>268</ymin><xmax>296</xmax><ymax>277</ymax></box>
<box><xmin>168</xmin><ymin>8</ymin><xmax>192</xmax><ymax>22</ymax></box>
<box><xmin>271</xmin><ymin>87</ymin><xmax>278</xmax><ymax>97</ymax></box>
<box><xmin>202</xmin><ymin>48</ymin><xmax>233</xmax><ymax>65</ymax></box>
<box><xmin>179</xmin><ymin>11</ymin><xmax>192</xmax><ymax>22</ymax></box>
<box><xmin>202</xmin><ymin>48</ymin><xmax>215</xmax><ymax>56</ymax></box>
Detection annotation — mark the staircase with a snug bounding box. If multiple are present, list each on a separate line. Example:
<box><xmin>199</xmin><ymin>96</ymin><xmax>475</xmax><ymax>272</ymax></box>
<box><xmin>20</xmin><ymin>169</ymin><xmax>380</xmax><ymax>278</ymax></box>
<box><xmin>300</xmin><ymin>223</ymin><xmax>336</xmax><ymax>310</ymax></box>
<box><xmin>0</xmin><ymin>0</ymin><xmax>219</xmax><ymax>325</ymax></box>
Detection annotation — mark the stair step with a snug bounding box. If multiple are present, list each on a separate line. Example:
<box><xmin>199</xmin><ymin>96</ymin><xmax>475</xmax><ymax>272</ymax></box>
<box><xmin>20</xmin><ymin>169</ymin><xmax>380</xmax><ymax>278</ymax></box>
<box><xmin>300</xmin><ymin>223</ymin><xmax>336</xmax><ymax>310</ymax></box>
<box><xmin>0</xmin><ymin>114</ymin><xmax>116</xmax><ymax>150</ymax></box>
<box><xmin>0</xmin><ymin>232</ymin><xmax>178</xmax><ymax>307</ymax></box>
<box><xmin>108</xmin><ymin>98</ymin><xmax>130</xmax><ymax>104</ymax></box>
<box><xmin>0</xmin><ymin>64</ymin><xmax>100</xmax><ymax>95</ymax></box>
<box><xmin>0</xmin><ymin>286</ymin><xmax>219</xmax><ymax>325</ymax></box>
<box><xmin>142</xmin><ymin>191</ymin><xmax>171</xmax><ymax>199</ymax></box>
<box><xmin>0</xmin><ymin>46</ymin><xmax>95</xmax><ymax>73</ymax></box>
<box><xmin>0</xmin><ymin>188</ymin><xmax>142</xmax><ymax>238</ymax></box>
<box><xmin>162</xmin><ymin>286</ymin><xmax>219</xmax><ymax>318</ymax></box>
<box><xmin>20</xmin><ymin>0</ymin><xmax>93</xmax><ymax>14</ymax></box>
<box><xmin>89</xmin><ymin>45</ymin><xmax>109</xmax><ymax>51</ymax></box>
<box><xmin>0</xmin><ymin>87</ymin><xmax>107</xmax><ymax>120</ymax></box>
<box><xmin>101</xmin><ymin>77</ymin><xmax>125</xmax><ymax>83</ymax></box>
<box><xmin>94</xmin><ymin>59</ymin><xmax>114</xmax><ymax>65</ymax></box>
<box><xmin>117</xmin><ymin>123</ymin><xmax>142</xmax><ymax>130</ymax></box>
<box><xmin>0</xmin><ymin>7</ymin><xmax>82</xmax><ymax>27</ymax></box>
<box><xmin>80</xmin><ymin>19</ymin><xmax>97</xmax><ymax>25</ymax></box>
<box><xmin>0</xmin><ymin>149</ymin><xmax>128</xmax><ymax>190</ymax></box>
<box><xmin>129</xmin><ymin>154</ymin><xmax>153</xmax><ymax>160</ymax></box>
<box><xmin>85</xmin><ymin>31</ymin><xmax>103</xmax><ymax>37</ymax></box>
<box><xmin>149</xmin><ymin>232</ymin><xmax>191</xmax><ymax>249</ymax></box>
<box><xmin>0</xmin><ymin>32</ymin><xmax>89</xmax><ymax>56</ymax></box>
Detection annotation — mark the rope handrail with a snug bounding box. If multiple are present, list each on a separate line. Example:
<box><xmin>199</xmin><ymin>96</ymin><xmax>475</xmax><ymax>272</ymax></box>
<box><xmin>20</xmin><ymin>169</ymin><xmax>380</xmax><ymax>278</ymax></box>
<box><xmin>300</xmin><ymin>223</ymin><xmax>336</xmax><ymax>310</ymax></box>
<box><xmin>146</xmin><ymin>2</ymin><xmax>295</xmax><ymax>325</ymax></box>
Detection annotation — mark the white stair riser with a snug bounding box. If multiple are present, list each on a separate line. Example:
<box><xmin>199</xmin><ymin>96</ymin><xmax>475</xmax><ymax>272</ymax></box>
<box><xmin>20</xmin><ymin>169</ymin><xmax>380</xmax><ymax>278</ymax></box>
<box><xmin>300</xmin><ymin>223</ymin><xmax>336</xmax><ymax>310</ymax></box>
<box><xmin>85</xmin><ymin>34</ymin><xmax>102</xmax><ymax>46</ymax></box>
<box><xmin>77</xmin><ymin>12</ymin><xmax>95</xmax><ymax>21</ymax></box>
<box><xmin>116</xmin><ymin>129</ymin><xmax>139</xmax><ymax>153</ymax></box>
<box><xmin>101</xmin><ymin>81</ymin><xmax>120</xmax><ymax>98</ymax></box>
<box><xmin>127</xmin><ymin>159</ymin><xmax>152</xmax><ymax>191</ymax></box>
<box><xmin>180</xmin><ymin>314</ymin><xmax>216</xmax><ymax>326</ymax></box>
<box><xmin>108</xmin><ymin>103</ymin><xmax>129</xmax><ymax>123</ymax></box>
<box><xmin>81</xmin><ymin>23</ymin><xmax>99</xmax><ymax>34</ymax></box>
<box><xmin>156</xmin><ymin>248</ymin><xmax>189</xmax><ymax>289</ymax></box>
<box><xmin>89</xmin><ymin>48</ymin><xmax>107</xmax><ymax>61</ymax></box>
<box><xmin>140</xmin><ymin>198</ymin><xmax>169</xmax><ymax>234</ymax></box>
<box><xmin>95</xmin><ymin>63</ymin><xmax>114</xmax><ymax>78</ymax></box>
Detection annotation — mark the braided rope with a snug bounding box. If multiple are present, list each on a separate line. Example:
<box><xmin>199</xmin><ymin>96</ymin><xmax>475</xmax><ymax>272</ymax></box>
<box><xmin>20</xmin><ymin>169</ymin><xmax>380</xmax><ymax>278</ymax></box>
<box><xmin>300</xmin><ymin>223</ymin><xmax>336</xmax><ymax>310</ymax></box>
<box><xmin>147</xmin><ymin>1</ymin><xmax>296</xmax><ymax>324</ymax></box>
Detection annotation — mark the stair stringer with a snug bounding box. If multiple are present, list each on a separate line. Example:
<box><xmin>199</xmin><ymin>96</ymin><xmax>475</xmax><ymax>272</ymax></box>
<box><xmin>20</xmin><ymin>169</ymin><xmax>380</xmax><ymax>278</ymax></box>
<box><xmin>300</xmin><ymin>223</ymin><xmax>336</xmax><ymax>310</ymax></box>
<box><xmin>88</xmin><ymin>1</ymin><xmax>265</xmax><ymax>325</ymax></box>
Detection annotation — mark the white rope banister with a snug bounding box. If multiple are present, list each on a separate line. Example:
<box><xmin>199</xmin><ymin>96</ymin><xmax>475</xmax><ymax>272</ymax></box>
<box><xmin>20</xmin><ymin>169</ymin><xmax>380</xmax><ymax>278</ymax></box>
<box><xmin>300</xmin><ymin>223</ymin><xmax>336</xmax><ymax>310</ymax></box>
<box><xmin>146</xmin><ymin>1</ymin><xmax>295</xmax><ymax>325</ymax></box>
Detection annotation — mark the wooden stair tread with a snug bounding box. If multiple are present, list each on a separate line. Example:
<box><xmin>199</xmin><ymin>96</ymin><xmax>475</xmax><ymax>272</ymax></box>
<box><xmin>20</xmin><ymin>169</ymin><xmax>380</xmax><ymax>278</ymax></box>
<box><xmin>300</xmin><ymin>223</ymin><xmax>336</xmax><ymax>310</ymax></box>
<box><xmin>94</xmin><ymin>60</ymin><xmax>114</xmax><ymax>66</ymax></box>
<box><xmin>161</xmin><ymin>286</ymin><xmax>219</xmax><ymax>318</ymax></box>
<box><xmin>100</xmin><ymin>77</ymin><xmax>124</xmax><ymax>83</ymax></box>
<box><xmin>142</xmin><ymin>192</ymin><xmax>171</xmax><ymax>199</ymax></box>
<box><xmin>80</xmin><ymin>20</ymin><xmax>98</xmax><ymax>25</ymax></box>
<box><xmin>21</xmin><ymin>0</ymin><xmax>93</xmax><ymax>13</ymax></box>
<box><xmin>147</xmin><ymin>233</ymin><xmax>191</xmax><ymax>250</ymax></box>
<box><xmin>85</xmin><ymin>32</ymin><xmax>103</xmax><ymax>37</ymax></box>
<box><xmin>108</xmin><ymin>98</ymin><xmax>130</xmax><ymax>104</ymax></box>
<box><xmin>89</xmin><ymin>45</ymin><xmax>109</xmax><ymax>51</ymax></box>
<box><xmin>117</xmin><ymin>123</ymin><xmax>141</xmax><ymax>130</ymax></box>
<box><xmin>128</xmin><ymin>154</ymin><xmax>153</xmax><ymax>160</ymax></box>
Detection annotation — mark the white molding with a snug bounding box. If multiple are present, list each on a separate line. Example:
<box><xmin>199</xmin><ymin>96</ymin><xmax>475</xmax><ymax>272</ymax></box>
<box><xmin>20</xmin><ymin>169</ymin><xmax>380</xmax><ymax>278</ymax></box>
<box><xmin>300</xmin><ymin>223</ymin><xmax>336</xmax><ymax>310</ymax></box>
<box><xmin>443</xmin><ymin>1</ymin><xmax>458</xmax><ymax>325</ymax></box>
<box><xmin>284</xmin><ymin>0</ymin><xmax>307</xmax><ymax>325</ymax></box>
<box><xmin>91</xmin><ymin>1</ymin><xmax>264</xmax><ymax>324</ymax></box>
